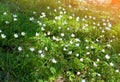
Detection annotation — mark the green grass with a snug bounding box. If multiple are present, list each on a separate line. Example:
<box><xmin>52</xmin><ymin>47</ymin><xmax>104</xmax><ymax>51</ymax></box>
<box><xmin>0</xmin><ymin>0</ymin><xmax>120</xmax><ymax>82</ymax></box>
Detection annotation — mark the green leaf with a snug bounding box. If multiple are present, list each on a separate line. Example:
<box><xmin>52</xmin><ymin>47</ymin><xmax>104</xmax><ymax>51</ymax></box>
<box><xmin>38</xmin><ymin>79</ymin><xmax>44</xmax><ymax>82</ymax></box>
<box><xmin>50</xmin><ymin>67</ymin><xmax>56</xmax><ymax>75</ymax></box>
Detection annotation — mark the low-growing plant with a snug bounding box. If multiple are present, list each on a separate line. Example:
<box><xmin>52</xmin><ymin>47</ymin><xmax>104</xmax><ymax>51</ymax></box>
<box><xmin>0</xmin><ymin>0</ymin><xmax>120</xmax><ymax>82</ymax></box>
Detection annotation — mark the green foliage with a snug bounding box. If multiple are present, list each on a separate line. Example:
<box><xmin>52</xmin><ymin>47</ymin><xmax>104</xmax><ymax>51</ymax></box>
<box><xmin>0</xmin><ymin>0</ymin><xmax>120</xmax><ymax>82</ymax></box>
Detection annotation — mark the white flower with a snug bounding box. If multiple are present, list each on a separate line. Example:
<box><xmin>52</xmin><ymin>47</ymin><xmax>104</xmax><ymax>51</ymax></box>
<box><xmin>56</xmin><ymin>38</ymin><xmax>61</xmax><ymax>42</ymax></box>
<box><xmin>21</xmin><ymin>32</ymin><xmax>26</xmax><ymax>36</ymax></box>
<box><xmin>93</xmin><ymin>62</ymin><xmax>97</xmax><ymax>67</ymax></box>
<box><xmin>93</xmin><ymin>22</ymin><xmax>96</xmax><ymax>25</ymax></box>
<box><xmin>29</xmin><ymin>17</ymin><xmax>34</xmax><ymax>21</ymax></box>
<box><xmin>89</xmin><ymin>16</ymin><xmax>92</xmax><ymax>19</ymax></box>
<box><xmin>65</xmin><ymin>45</ymin><xmax>68</xmax><ymax>47</ymax></box>
<box><xmin>61</xmin><ymin>33</ymin><xmax>64</xmax><ymax>37</ymax></box>
<box><xmin>69</xmin><ymin>16</ymin><xmax>73</xmax><ymax>19</ymax></box>
<box><xmin>105</xmin><ymin>54</ymin><xmax>110</xmax><ymax>59</ymax></box>
<box><xmin>110</xmin><ymin>62</ymin><xmax>114</xmax><ymax>66</ymax></box>
<box><xmin>41</xmin><ymin>54</ymin><xmax>45</xmax><ymax>58</ymax></box>
<box><xmin>67</xmin><ymin>28</ymin><xmax>70</xmax><ymax>30</ymax></box>
<box><xmin>97</xmin><ymin>59</ymin><xmax>100</xmax><ymax>62</ymax></box>
<box><xmin>41</xmin><ymin>27</ymin><xmax>45</xmax><ymax>31</ymax></box>
<box><xmin>81</xmin><ymin>79</ymin><xmax>86</xmax><ymax>82</ymax></box>
<box><xmin>37</xmin><ymin>21</ymin><xmax>42</xmax><ymax>25</ymax></box>
<box><xmin>76</xmin><ymin>53</ymin><xmax>79</xmax><ymax>57</ymax></box>
<box><xmin>39</xmin><ymin>15</ymin><xmax>43</xmax><ymax>18</ymax></box>
<box><xmin>80</xmin><ymin>58</ymin><xmax>83</xmax><ymax>62</ymax></box>
<box><xmin>76</xmin><ymin>17</ymin><xmax>80</xmax><ymax>21</ymax></box>
<box><xmin>97</xmin><ymin>23</ymin><xmax>100</xmax><ymax>26</ymax></box>
<box><xmin>91</xmin><ymin>42</ymin><xmax>94</xmax><ymax>44</ymax></box>
<box><xmin>102</xmin><ymin>30</ymin><xmax>105</xmax><ymax>33</ymax></box>
<box><xmin>58</xmin><ymin>0</ymin><xmax>61</xmax><ymax>3</ymax></box>
<box><xmin>47</xmin><ymin>6</ymin><xmax>50</xmax><ymax>9</ymax></box>
<box><xmin>75</xmin><ymin>43</ymin><xmax>79</xmax><ymax>47</ymax></box>
<box><xmin>93</xmin><ymin>17</ymin><xmax>96</xmax><ymax>20</ymax></box>
<box><xmin>77</xmin><ymin>71</ymin><xmax>81</xmax><ymax>75</ymax></box>
<box><xmin>58</xmin><ymin>6</ymin><xmax>62</xmax><ymax>10</ymax></box>
<box><xmin>59</xmin><ymin>38</ymin><xmax>62</xmax><ymax>41</ymax></box>
<box><xmin>97</xmin><ymin>74</ymin><xmax>101</xmax><ymax>76</ymax></box>
<box><xmin>35</xmin><ymin>32</ymin><xmax>39</xmax><ymax>36</ymax></box>
<box><xmin>70</xmin><ymin>40</ymin><xmax>73</xmax><ymax>44</ymax></box>
<box><xmin>86</xmin><ymin>46</ymin><xmax>89</xmax><ymax>49</ymax></box>
<box><xmin>86</xmin><ymin>52</ymin><xmax>90</xmax><ymax>55</ymax></box>
<box><xmin>85</xmin><ymin>24</ymin><xmax>88</xmax><ymax>27</ymax></box>
<box><xmin>105</xmin><ymin>27</ymin><xmax>111</xmax><ymax>30</ymax></box>
<box><xmin>112</xmin><ymin>36</ymin><xmax>115</xmax><ymax>38</ymax></box>
<box><xmin>41</xmin><ymin>12</ymin><xmax>46</xmax><ymax>17</ymax></box>
<box><xmin>108</xmin><ymin>23</ymin><xmax>112</xmax><ymax>27</ymax></box>
<box><xmin>29</xmin><ymin>48</ymin><xmax>35</xmax><ymax>52</ymax></box>
<box><xmin>102</xmin><ymin>19</ymin><xmax>105</xmax><ymax>22</ymax></box>
<box><xmin>69</xmin><ymin>5</ymin><xmax>72</xmax><ymax>8</ymax></box>
<box><xmin>5</xmin><ymin>21</ymin><xmax>10</xmax><ymax>24</ymax></box>
<box><xmin>84</xmin><ymin>15</ymin><xmax>87</xmax><ymax>18</ymax></box>
<box><xmin>33</xmin><ymin>11</ymin><xmax>37</xmax><ymax>14</ymax></box>
<box><xmin>96</xmin><ymin>39</ymin><xmax>99</xmax><ymax>42</ymax></box>
<box><xmin>18</xmin><ymin>46</ymin><xmax>22</xmax><ymax>51</ymax></box>
<box><xmin>1</xmin><ymin>34</ymin><xmax>6</xmax><ymax>38</ymax></box>
<box><xmin>41</xmin><ymin>12</ymin><xmax>45</xmax><ymax>15</ymax></box>
<box><xmin>119</xmin><ymin>15</ymin><xmax>120</xmax><ymax>18</ymax></box>
<box><xmin>13</xmin><ymin>14</ymin><xmax>17</xmax><ymax>18</ymax></box>
<box><xmin>53</xmin><ymin>20</ymin><xmax>56</xmax><ymax>23</ymax></box>
<box><xmin>52</xmin><ymin>36</ymin><xmax>56</xmax><ymax>40</ymax></box>
<box><xmin>64</xmin><ymin>11</ymin><xmax>66</xmax><ymax>14</ymax></box>
<box><xmin>110</xmin><ymin>40</ymin><xmax>113</xmax><ymax>42</ymax></box>
<box><xmin>103</xmin><ymin>22</ymin><xmax>107</xmax><ymax>26</ymax></box>
<box><xmin>52</xmin><ymin>58</ymin><xmax>57</xmax><ymax>63</ymax></box>
<box><xmin>43</xmin><ymin>24</ymin><xmax>46</xmax><ymax>27</ymax></box>
<box><xmin>62</xmin><ymin>8</ymin><xmax>65</xmax><ymax>11</ymax></box>
<box><xmin>82</xmin><ymin>18</ymin><xmax>85</xmax><ymax>21</ymax></box>
<box><xmin>3</xmin><ymin>12</ymin><xmax>7</xmax><ymax>15</ymax></box>
<box><xmin>71</xmin><ymin>33</ymin><xmax>75</xmax><ymax>37</ymax></box>
<box><xmin>13</xmin><ymin>18</ymin><xmax>17</xmax><ymax>21</ymax></box>
<box><xmin>44</xmin><ymin>33</ymin><xmax>47</xmax><ymax>36</ymax></box>
<box><xmin>14</xmin><ymin>33</ymin><xmax>18</xmax><ymax>38</ymax></box>
<box><xmin>116</xmin><ymin>69</ymin><xmax>119</xmax><ymax>73</ymax></box>
<box><xmin>75</xmin><ymin>38</ymin><xmax>81</xmax><ymax>42</ymax></box>
<box><xmin>85</xmin><ymin>39</ymin><xmax>89</xmax><ymax>42</ymax></box>
<box><xmin>85</xmin><ymin>8</ymin><xmax>88</xmax><ymax>11</ymax></box>
<box><xmin>106</xmin><ymin>44</ymin><xmax>111</xmax><ymax>48</ymax></box>
<box><xmin>47</xmin><ymin>31</ymin><xmax>51</xmax><ymax>35</ymax></box>
<box><xmin>38</xmin><ymin>50</ymin><xmax>42</xmax><ymax>54</ymax></box>
<box><xmin>68</xmin><ymin>51</ymin><xmax>72</xmax><ymax>55</ymax></box>
<box><xmin>107</xmin><ymin>20</ymin><xmax>110</xmax><ymax>22</ymax></box>
<box><xmin>37</xmin><ymin>20</ymin><xmax>40</xmax><ymax>23</ymax></box>
<box><xmin>118</xmin><ymin>53</ymin><xmax>120</xmax><ymax>56</ymax></box>
<box><xmin>54</xmin><ymin>9</ymin><xmax>57</xmax><ymax>12</ymax></box>
<box><xmin>102</xmin><ymin>49</ymin><xmax>105</xmax><ymax>53</ymax></box>
<box><xmin>60</xmin><ymin>11</ymin><xmax>63</xmax><ymax>15</ymax></box>
<box><xmin>62</xmin><ymin>21</ymin><xmax>67</xmax><ymax>25</ymax></box>
<box><xmin>44</xmin><ymin>47</ymin><xmax>48</xmax><ymax>51</ymax></box>
<box><xmin>90</xmin><ymin>46</ymin><xmax>94</xmax><ymax>49</ymax></box>
<box><xmin>63</xmin><ymin>47</ymin><xmax>67</xmax><ymax>51</ymax></box>
<box><xmin>58</xmin><ymin>26</ymin><xmax>61</xmax><ymax>29</ymax></box>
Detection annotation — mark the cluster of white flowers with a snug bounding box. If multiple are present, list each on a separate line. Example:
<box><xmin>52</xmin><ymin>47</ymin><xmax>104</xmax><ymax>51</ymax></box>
<box><xmin>0</xmin><ymin>1</ymin><xmax>119</xmax><ymax>79</ymax></box>
<box><xmin>13</xmin><ymin>14</ymin><xmax>17</xmax><ymax>21</ymax></box>
<box><xmin>29</xmin><ymin>17</ymin><xmax>34</xmax><ymax>21</ymax></box>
